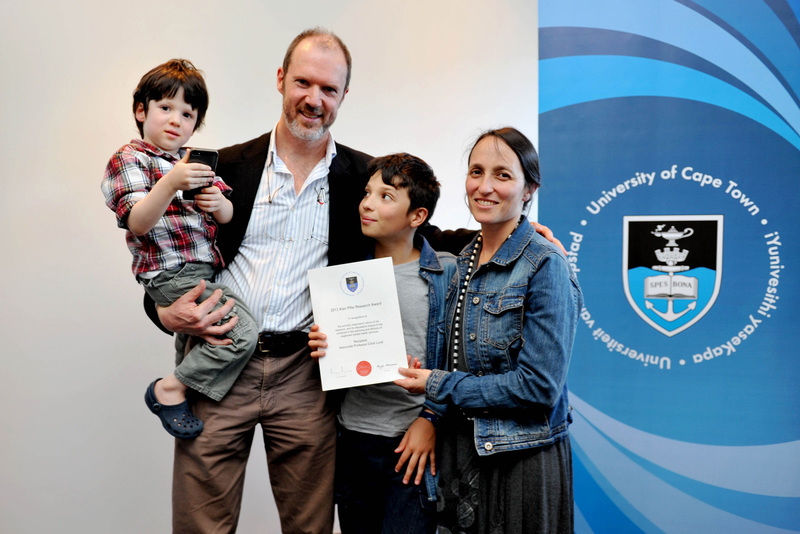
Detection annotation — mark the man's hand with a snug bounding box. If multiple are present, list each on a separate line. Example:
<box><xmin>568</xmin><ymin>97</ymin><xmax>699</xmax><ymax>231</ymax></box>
<box><xmin>394</xmin><ymin>416</ymin><xmax>436</xmax><ymax>485</ymax></box>
<box><xmin>308</xmin><ymin>324</ymin><xmax>327</xmax><ymax>359</ymax></box>
<box><xmin>157</xmin><ymin>280</ymin><xmax>237</xmax><ymax>345</ymax></box>
<box><xmin>532</xmin><ymin>221</ymin><xmax>567</xmax><ymax>255</ymax></box>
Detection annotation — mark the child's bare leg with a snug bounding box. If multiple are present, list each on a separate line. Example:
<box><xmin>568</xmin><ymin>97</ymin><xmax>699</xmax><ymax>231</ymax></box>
<box><xmin>154</xmin><ymin>374</ymin><xmax>187</xmax><ymax>405</ymax></box>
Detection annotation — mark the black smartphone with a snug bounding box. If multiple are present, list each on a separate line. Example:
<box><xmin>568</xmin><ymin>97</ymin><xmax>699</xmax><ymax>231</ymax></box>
<box><xmin>183</xmin><ymin>148</ymin><xmax>219</xmax><ymax>200</ymax></box>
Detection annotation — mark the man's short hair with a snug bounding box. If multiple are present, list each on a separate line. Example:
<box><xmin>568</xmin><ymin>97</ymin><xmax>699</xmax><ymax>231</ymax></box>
<box><xmin>283</xmin><ymin>28</ymin><xmax>352</xmax><ymax>90</ymax></box>
<box><xmin>132</xmin><ymin>59</ymin><xmax>209</xmax><ymax>138</ymax></box>
<box><xmin>367</xmin><ymin>153</ymin><xmax>441</xmax><ymax>223</ymax></box>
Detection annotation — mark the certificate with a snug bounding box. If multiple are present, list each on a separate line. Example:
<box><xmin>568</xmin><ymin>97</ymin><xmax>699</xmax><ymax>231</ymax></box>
<box><xmin>308</xmin><ymin>257</ymin><xmax>407</xmax><ymax>391</ymax></box>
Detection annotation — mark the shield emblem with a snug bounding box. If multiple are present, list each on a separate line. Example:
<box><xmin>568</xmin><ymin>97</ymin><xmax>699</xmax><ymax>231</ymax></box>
<box><xmin>346</xmin><ymin>276</ymin><xmax>359</xmax><ymax>293</ymax></box>
<box><xmin>622</xmin><ymin>215</ymin><xmax>723</xmax><ymax>337</ymax></box>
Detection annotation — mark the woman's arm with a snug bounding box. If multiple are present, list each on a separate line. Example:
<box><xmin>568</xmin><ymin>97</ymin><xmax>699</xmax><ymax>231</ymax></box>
<box><xmin>424</xmin><ymin>252</ymin><xmax>581</xmax><ymax>411</ymax></box>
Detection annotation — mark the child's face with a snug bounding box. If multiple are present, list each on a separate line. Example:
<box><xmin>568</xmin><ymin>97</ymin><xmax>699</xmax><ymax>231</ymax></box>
<box><xmin>359</xmin><ymin>172</ymin><xmax>417</xmax><ymax>241</ymax></box>
<box><xmin>135</xmin><ymin>87</ymin><xmax>198</xmax><ymax>155</ymax></box>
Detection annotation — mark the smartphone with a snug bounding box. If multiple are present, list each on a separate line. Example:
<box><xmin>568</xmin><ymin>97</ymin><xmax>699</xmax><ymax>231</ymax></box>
<box><xmin>183</xmin><ymin>148</ymin><xmax>219</xmax><ymax>200</ymax></box>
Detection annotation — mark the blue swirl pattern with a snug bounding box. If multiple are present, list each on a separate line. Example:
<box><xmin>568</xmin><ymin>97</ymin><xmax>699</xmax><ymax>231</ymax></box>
<box><xmin>541</xmin><ymin>0</ymin><xmax>800</xmax><ymax>149</ymax></box>
<box><xmin>540</xmin><ymin>1</ymin><xmax>800</xmax><ymax>531</ymax></box>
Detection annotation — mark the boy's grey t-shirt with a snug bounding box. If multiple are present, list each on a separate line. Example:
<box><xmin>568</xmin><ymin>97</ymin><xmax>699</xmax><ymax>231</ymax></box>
<box><xmin>337</xmin><ymin>259</ymin><xmax>429</xmax><ymax>437</ymax></box>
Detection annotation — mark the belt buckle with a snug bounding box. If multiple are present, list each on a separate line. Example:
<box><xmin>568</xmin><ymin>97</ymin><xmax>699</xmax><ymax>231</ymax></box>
<box><xmin>258</xmin><ymin>334</ymin><xmax>272</xmax><ymax>355</ymax></box>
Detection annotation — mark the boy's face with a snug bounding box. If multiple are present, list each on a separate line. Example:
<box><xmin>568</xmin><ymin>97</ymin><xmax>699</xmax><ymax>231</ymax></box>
<box><xmin>135</xmin><ymin>87</ymin><xmax>198</xmax><ymax>155</ymax></box>
<box><xmin>359</xmin><ymin>172</ymin><xmax>423</xmax><ymax>241</ymax></box>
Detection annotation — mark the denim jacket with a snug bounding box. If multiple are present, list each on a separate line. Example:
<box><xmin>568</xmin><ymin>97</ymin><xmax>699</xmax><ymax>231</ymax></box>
<box><xmin>415</xmin><ymin>235</ymin><xmax>459</xmax><ymax>499</ymax></box>
<box><xmin>426</xmin><ymin>222</ymin><xmax>583</xmax><ymax>456</ymax></box>
<box><xmin>417</xmin><ymin>235</ymin><xmax>459</xmax><ymax>413</ymax></box>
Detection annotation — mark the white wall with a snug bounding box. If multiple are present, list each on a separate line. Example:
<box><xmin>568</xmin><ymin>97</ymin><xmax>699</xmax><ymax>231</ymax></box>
<box><xmin>0</xmin><ymin>1</ymin><xmax>538</xmax><ymax>531</ymax></box>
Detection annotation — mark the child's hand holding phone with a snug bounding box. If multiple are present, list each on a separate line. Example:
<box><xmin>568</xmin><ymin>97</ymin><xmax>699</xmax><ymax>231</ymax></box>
<box><xmin>182</xmin><ymin>148</ymin><xmax>218</xmax><ymax>200</ymax></box>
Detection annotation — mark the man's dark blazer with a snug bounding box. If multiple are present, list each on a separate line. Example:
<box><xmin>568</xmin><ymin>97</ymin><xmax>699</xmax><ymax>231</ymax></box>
<box><xmin>215</xmin><ymin>131</ymin><xmax>374</xmax><ymax>268</ymax></box>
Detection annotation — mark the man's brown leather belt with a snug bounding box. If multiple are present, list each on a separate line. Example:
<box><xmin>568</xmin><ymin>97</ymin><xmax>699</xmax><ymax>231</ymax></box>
<box><xmin>256</xmin><ymin>331</ymin><xmax>308</xmax><ymax>357</ymax></box>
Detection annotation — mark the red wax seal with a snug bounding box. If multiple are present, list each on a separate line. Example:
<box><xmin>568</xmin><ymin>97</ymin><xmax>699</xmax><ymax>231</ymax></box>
<box><xmin>356</xmin><ymin>361</ymin><xmax>372</xmax><ymax>376</ymax></box>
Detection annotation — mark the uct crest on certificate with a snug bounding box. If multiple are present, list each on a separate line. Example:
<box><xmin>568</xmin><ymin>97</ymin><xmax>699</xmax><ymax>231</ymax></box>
<box><xmin>308</xmin><ymin>257</ymin><xmax>408</xmax><ymax>391</ymax></box>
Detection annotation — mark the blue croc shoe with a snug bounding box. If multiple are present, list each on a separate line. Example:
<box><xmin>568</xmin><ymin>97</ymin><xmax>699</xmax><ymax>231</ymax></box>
<box><xmin>144</xmin><ymin>379</ymin><xmax>203</xmax><ymax>439</ymax></box>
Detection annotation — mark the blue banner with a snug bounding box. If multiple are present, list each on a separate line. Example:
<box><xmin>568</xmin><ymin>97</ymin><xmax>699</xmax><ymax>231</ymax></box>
<box><xmin>539</xmin><ymin>1</ymin><xmax>800</xmax><ymax>532</ymax></box>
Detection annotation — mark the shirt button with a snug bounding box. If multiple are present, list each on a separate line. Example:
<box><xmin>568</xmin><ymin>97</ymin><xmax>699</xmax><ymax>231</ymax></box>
<box><xmin>469</xmin><ymin>333</ymin><xmax>476</xmax><ymax>341</ymax></box>
<box><xmin>472</xmin><ymin>296</ymin><xmax>480</xmax><ymax>305</ymax></box>
<box><xmin>483</xmin><ymin>442</ymin><xmax>493</xmax><ymax>451</ymax></box>
<box><xmin>476</xmin><ymin>371</ymin><xmax>484</xmax><ymax>377</ymax></box>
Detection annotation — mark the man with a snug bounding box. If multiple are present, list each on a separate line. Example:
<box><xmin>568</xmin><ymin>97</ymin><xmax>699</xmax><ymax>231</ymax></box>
<box><xmin>155</xmin><ymin>29</ymin><xmax>371</xmax><ymax>533</ymax></box>
<box><xmin>151</xmin><ymin>28</ymin><xmax>562</xmax><ymax>534</ymax></box>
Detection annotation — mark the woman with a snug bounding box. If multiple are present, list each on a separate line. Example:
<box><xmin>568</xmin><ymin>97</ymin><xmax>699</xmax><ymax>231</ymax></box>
<box><xmin>395</xmin><ymin>127</ymin><xmax>582</xmax><ymax>533</ymax></box>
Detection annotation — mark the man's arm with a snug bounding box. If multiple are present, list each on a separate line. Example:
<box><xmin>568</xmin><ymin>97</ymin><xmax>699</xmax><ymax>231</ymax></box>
<box><xmin>416</xmin><ymin>224</ymin><xmax>477</xmax><ymax>255</ymax></box>
<box><xmin>418</xmin><ymin>220</ymin><xmax>566</xmax><ymax>255</ymax></box>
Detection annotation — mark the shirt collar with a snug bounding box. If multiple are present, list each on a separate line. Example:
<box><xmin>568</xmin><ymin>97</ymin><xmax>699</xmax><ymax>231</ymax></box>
<box><xmin>130</xmin><ymin>138</ymin><xmax>183</xmax><ymax>163</ymax></box>
<box><xmin>266</xmin><ymin>119</ymin><xmax>338</xmax><ymax>171</ymax></box>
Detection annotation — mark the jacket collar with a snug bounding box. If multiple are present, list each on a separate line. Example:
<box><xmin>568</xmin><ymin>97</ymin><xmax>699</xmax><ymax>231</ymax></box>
<box><xmin>417</xmin><ymin>234</ymin><xmax>443</xmax><ymax>273</ymax></box>
<box><xmin>461</xmin><ymin>218</ymin><xmax>535</xmax><ymax>267</ymax></box>
<box><xmin>363</xmin><ymin>234</ymin><xmax>443</xmax><ymax>272</ymax></box>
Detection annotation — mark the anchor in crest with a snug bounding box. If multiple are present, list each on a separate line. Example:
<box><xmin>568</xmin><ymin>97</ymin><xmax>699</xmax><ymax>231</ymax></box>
<box><xmin>646</xmin><ymin>225</ymin><xmax>697</xmax><ymax>322</ymax></box>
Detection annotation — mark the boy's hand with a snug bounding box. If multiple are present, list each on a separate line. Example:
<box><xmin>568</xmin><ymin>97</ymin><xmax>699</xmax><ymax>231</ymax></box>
<box><xmin>394</xmin><ymin>416</ymin><xmax>436</xmax><ymax>485</ymax></box>
<box><xmin>164</xmin><ymin>152</ymin><xmax>215</xmax><ymax>193</ymax></box>
<box><xmin>308</xmin><ymin>324</ymin><xmax>328</xmax><ymax>358</ymax></box>
<box><xmin>194</xmin><ymin>186</ymin><xmax>225</xmax><ymax>213</ymax></box>
<box><xmin>407</xmin><ymin>355</ymin><xmax>422</xmax><ymax>369</ymax></box>
<box><xmin>531</xmin><ymin>221</ymin><xmax>567</xmax><ymax>255</ymax></box>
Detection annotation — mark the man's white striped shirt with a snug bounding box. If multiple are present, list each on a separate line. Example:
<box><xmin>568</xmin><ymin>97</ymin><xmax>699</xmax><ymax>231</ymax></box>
<box><xmin>216</xmin><ymin>128</ymin><xmax>337</xmax><ymax>333</ymax></box>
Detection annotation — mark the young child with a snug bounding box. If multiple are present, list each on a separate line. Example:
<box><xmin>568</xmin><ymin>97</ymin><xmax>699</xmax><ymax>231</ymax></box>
<box><xmin>309</xmin><ymin>153</ymin><xmax>457</xmax><ymax>533</ymax></box>
<box><xmin>102</xmin><ymin>59</ymin><xmax>257</xmax><ymax>439</ymax></box>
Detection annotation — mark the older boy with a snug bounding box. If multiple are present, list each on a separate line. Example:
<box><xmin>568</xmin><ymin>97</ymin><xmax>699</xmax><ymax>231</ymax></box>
<box><xmin>102</xmin><ymin>59</ymin><xmax>257</xmax><ymax>439</ymax></box>
<box><xmin>309</xmin><ymin>153</ymin><xmax>456</xmax><ymax>533</ymax></box>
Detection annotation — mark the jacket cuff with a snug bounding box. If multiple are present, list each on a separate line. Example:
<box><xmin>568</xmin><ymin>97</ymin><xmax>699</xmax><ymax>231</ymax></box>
<box><xmin>425</xmin><ymin>369</ymin><xmax>448</xmax><ymax>402</ymax></box>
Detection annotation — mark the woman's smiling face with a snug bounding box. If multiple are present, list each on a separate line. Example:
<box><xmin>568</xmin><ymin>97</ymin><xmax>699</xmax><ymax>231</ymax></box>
<box><xmin>466</xmin><ymin>136</ymin><xmax>531</xmax><ymax>232</ymax></box>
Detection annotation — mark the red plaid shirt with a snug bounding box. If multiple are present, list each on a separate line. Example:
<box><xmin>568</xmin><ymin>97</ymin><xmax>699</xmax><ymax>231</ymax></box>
<box><xmin>102</xmin><ymin>139</ymin><xmax>232</xmax><ymax>276</ymax></box>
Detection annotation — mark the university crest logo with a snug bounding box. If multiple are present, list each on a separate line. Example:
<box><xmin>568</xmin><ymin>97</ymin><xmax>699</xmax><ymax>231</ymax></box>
<box><xmin>346</xmin><ymin>276</ymin><xmax>359</xmax><ymax>293</ymax></box>
<box><xmin>622</xmin><ymin>215</ymin><xmax>724</xmax><ymax>337</ymax></box>
<box><xmin>338</xmin><ymin>271</ymin><xmax>364</xmax><ymax>296</ymax></box>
